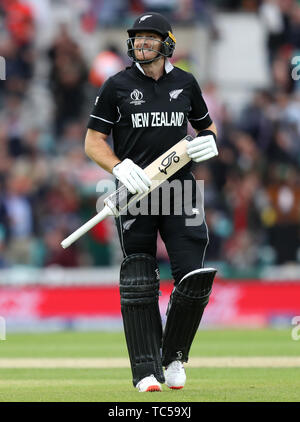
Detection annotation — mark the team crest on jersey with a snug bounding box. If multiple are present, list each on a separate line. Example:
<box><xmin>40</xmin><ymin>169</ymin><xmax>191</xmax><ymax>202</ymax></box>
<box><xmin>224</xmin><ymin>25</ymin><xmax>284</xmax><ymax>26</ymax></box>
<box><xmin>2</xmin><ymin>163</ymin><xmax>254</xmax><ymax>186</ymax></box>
<box><xmin>130</xmin><ymin>89</ymin><xmax>145</xmax><ymax>106</ymax></box>
<box><xmin>169</xmin><ymin>89</ymin><xmax>183</xmax><ymax>101</ymax></box>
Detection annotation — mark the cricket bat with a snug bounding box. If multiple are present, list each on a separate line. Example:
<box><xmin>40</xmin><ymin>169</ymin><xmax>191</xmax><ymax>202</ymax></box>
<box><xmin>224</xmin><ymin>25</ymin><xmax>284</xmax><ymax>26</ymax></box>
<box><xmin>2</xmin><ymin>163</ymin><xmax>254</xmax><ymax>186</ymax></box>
<box><xmin>61</xmin><ymin>134</ymin><xmax>193</xmax><ymax>249</ymax></box>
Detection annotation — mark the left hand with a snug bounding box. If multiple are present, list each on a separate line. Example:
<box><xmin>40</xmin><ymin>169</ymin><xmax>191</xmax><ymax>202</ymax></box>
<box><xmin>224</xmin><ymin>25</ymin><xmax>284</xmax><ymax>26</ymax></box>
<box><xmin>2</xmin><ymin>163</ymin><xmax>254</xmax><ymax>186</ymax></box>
<box><xmin>187</xmin><ymin>134</ymin><xmax>218</xmax><ymax>163</ymax></box>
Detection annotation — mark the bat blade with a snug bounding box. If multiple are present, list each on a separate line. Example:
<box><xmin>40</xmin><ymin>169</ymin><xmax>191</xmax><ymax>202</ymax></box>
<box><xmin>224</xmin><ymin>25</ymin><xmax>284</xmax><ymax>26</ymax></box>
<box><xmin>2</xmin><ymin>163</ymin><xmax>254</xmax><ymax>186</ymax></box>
<box><xmin>61</xmin><ymin>134</ymin><xmax>193</xmax><ymax>248</ymax></box>
<box><xmin>104</xmin><ymin>134</ymin><xmax>193</xmax><ymax>215</ymax></box>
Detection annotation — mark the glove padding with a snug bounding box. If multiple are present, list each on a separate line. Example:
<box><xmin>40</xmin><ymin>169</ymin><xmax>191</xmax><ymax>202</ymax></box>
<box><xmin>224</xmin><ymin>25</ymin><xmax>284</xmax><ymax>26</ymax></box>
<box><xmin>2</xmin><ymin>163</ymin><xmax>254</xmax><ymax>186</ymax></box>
<box><xmin>112</xmin><ymin>158</ymin><xmax>152</xmax><ymax>194</ymax></box>
<box><xmin>187</xmin><ymin>134</ymin><xmax>218</xmax><ymax>163</ymax></box>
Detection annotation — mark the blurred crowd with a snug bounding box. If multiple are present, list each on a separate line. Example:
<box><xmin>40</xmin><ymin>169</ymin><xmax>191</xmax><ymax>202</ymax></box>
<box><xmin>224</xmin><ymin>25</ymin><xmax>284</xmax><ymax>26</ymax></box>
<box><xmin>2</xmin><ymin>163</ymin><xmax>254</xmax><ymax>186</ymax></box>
<box><xmin>201</xmin><ymin>0</ymin><xmax>300</xmax><ymax>271</ymax></box>
<box><xmin>0</xmin><ymin>0</ymin><xmax>299</xmax><ymax>272</ymax></box>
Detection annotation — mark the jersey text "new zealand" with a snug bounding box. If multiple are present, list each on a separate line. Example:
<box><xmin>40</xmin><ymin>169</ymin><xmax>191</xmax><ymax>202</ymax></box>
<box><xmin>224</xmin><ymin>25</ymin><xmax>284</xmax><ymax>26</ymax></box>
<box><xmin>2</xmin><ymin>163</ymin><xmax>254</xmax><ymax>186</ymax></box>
<box><xmin>131</xmin><ymin>112</ymin><xmax>184</xmax><ymax>128</ymax></box>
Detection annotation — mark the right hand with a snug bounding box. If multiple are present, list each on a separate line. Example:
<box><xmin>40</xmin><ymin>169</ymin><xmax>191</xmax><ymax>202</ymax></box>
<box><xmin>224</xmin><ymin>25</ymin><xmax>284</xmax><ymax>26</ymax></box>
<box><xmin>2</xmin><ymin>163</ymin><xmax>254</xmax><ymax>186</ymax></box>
<box><xmin>112</xmin><ymin>158</ymin><xmax>152</xmax><ymax>194</ymax></box>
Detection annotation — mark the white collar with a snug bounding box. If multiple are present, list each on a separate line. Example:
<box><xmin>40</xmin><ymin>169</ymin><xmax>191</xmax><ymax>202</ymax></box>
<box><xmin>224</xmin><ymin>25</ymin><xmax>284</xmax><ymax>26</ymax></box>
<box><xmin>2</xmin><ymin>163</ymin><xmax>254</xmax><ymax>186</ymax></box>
<box><xmin>135</xmin><ymin>59</ymin><xmax>174</xmax><ymax>75</ymax></box>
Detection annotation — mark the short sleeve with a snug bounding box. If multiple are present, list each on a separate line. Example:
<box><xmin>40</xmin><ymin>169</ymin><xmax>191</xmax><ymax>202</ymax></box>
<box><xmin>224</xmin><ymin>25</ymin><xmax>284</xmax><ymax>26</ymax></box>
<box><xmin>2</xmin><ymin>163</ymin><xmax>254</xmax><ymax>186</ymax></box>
<box><xmin>87</xmin><ymin>78</ymin><xmax>118</xmax><ymax>135</ymax></box>
<box><xmin>188</xmin><ymin>76</ymin><xmax>212</xmax><ymax>131</ymax></box>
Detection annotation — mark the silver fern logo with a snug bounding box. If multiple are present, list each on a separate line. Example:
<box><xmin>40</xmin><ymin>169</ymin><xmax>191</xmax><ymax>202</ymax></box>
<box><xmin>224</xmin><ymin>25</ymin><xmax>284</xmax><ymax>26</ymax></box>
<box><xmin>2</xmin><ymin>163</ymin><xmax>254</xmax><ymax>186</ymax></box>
<box><xmin>123</xmin><ymin>218</ymin><xmax>136</xmax><ymax>231</ymax></box>
<box><xmin>169</xmin><ymin>89</ymin><xmax>183</xmax><ymax>101</ymax></box>
<box><xmin>139</xmin><ymin>15</ymin><xmax>152</xmax><ymax>23</ymax></box>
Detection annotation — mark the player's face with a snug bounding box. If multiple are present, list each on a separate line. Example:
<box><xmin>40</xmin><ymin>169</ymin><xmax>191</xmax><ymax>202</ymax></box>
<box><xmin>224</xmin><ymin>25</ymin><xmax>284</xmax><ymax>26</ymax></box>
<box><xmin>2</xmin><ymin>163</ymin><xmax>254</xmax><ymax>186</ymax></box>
<box><xmin>133</xmin><ymin>31</ymin><xmax>163</xmax><ymax>62</ymax></box>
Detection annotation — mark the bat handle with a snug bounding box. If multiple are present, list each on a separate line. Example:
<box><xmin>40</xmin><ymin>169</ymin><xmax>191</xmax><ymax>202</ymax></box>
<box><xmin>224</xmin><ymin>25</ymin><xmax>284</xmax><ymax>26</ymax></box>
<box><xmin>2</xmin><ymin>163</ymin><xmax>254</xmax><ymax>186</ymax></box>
<box><xmin>60</xmin><ymin>205</ymin><xmax>113</xmax><ymax>249</ymax></box>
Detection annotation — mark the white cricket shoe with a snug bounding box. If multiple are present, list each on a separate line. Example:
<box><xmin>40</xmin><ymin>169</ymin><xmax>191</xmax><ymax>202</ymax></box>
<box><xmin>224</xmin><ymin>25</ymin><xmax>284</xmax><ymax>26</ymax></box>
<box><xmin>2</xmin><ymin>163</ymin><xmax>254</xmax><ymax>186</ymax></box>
<box><xmin>136</xmin><ymin>374</ymin><xmax>162</xmax><ymax>392</ymax></box>
<box><xmin>165</xmin><ymin>361</ymin><xmax>186</xmax><ymax>389</ymax></box>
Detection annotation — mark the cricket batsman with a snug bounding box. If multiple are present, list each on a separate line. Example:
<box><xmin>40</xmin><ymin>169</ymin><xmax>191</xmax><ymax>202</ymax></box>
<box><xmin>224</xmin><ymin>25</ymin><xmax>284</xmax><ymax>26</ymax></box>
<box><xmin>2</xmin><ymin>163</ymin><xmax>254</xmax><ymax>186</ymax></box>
<box><xmin>85</xmin><ymin>12</ymin><xmax>218</xmax><ymax>392</ymax></box>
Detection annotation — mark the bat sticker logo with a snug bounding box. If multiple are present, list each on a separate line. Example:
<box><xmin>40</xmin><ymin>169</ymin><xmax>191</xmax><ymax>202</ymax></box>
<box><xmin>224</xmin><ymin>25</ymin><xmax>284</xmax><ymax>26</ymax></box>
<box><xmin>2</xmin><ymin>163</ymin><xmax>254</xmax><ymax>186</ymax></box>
<box><xmin>159</xmin><ymin>151</ymin><xmax>180</xmax><ymax>175</ymax></box>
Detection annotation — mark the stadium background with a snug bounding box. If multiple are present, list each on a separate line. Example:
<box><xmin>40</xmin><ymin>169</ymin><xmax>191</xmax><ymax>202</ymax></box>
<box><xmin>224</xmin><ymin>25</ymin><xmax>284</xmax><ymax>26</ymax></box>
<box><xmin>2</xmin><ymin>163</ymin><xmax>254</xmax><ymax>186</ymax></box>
<box><xmin>0</xmin><ymin>0</ymin><xmax>299</xmax><ymax>334</ymax></box>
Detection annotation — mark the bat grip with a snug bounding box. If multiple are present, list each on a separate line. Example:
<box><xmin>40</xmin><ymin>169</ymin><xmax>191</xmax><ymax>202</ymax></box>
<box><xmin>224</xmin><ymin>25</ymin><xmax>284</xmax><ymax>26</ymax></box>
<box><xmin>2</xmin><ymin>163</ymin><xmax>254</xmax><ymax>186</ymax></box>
<box><xmin>60</xmin><ymin>205</ymin><xmax>112</xmax><ymax>249</ymax></box>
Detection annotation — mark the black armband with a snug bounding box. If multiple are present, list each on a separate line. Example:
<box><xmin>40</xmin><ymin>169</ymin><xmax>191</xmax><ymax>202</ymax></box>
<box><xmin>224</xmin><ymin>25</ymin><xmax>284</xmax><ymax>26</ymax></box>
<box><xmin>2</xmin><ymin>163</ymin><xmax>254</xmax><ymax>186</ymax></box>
<box><xmin>197</xmin><ymin>129</ymin><xmax>217</xmax><ymax>141</ymax></box>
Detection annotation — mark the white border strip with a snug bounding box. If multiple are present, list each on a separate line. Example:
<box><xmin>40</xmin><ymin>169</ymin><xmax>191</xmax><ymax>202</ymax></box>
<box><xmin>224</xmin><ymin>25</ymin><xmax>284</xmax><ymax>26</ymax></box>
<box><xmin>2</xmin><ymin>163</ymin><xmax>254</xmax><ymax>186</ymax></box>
<box><xmin>189</xmin><ymin>112</ymin><xmax>209</xmax><ymax>121</ymax></box>
<box><xmin>90</xmin><ymin>115</ymin><xmax>114</xmax><ymax>124</ymax></box>
<box><xmin>0</xmin><ymin>357</ymin><xmax>300</xmax><ymax>368</ymax></box>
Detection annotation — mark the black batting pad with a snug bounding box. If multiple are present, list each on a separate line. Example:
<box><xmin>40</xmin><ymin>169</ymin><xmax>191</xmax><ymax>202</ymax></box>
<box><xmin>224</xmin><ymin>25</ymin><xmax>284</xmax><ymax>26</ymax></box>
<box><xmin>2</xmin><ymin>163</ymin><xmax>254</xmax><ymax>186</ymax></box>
<box><xmin>162</xmin><ymin>268</ymin><xmax>217</xmax><ymax>366</ymax></box>
<box><xmin>120</xmin><ymin>253</ymin><xmax>165</xmax><ymax>386</ymax></box>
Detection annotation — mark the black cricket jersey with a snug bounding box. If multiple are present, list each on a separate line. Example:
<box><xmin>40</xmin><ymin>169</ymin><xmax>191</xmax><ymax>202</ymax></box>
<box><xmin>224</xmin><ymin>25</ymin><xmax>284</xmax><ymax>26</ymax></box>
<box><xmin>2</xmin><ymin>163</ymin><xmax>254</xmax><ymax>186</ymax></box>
<box><xmin>87</xmin><ymin>60</ymin><xmax>212</xmax><ymax>170</ymax></box>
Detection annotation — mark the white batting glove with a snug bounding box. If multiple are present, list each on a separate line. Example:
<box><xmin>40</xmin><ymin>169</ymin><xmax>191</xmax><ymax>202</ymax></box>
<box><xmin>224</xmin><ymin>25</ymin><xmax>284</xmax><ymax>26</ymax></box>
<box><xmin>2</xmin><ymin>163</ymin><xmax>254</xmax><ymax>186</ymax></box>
<box><xmin>187</xmin><ymin>134</ymin><xmax>218</xmax><ymax>163</ymax></box>
<box><xmin>112</xmin><ymin>158</ymin><xmax>152</xmax><ymax>195</ymax></box>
